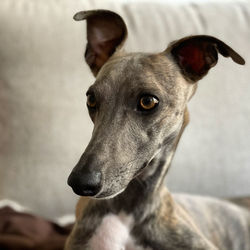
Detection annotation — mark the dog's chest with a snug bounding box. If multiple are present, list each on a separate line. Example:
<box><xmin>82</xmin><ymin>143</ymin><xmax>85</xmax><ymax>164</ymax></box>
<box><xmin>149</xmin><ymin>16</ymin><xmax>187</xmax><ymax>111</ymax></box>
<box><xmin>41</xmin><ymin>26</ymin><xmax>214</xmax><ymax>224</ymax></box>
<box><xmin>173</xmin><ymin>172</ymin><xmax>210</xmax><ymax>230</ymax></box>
<box><xmin>88</xmin><ymin>213</ymin><xmax>149</xmax><ymax>250</ymax></box>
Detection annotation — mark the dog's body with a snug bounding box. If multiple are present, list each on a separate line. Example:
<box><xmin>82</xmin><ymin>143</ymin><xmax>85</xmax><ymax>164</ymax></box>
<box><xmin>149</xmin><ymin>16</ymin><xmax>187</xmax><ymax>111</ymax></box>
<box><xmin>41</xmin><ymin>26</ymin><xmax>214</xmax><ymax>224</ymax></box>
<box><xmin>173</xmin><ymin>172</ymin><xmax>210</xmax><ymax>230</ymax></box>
<box><xmin>66</xmin><ymin>10</ymin><xmax>250</xmax><ymax>250</ymax></box>
<box><xmin>66</xmin><ymin>193</ymin><xmax>250</xmax><ymax>250</ymax></box>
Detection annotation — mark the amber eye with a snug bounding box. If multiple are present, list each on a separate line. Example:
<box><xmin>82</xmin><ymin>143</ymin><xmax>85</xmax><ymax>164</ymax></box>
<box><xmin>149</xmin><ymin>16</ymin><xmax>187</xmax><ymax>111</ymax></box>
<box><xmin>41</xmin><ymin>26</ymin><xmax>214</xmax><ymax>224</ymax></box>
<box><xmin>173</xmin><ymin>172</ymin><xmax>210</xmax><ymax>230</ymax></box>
<box><xmin>87</xmin><ymin>94</ymin><xmax>96</xmax><ymax>108</ymax></box>
<box><xmin>139</xmin><ymin>95</ymin><xmax>159</xmax><ymax>111</ymax></box>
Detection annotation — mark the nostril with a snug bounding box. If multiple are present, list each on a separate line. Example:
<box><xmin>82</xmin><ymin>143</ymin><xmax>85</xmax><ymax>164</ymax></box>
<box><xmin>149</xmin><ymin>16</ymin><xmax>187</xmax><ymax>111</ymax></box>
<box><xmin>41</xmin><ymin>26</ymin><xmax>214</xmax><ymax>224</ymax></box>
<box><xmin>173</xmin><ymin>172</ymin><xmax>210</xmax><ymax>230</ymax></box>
<box><xmin>67</xmin><ymin>171</ymin><xmax>102</xmax><ymax>196</ymax></box>
<box><xmin>80</xmin><ymin>171</ymin><xmax>102</xmax><ymax>195</ymax></box>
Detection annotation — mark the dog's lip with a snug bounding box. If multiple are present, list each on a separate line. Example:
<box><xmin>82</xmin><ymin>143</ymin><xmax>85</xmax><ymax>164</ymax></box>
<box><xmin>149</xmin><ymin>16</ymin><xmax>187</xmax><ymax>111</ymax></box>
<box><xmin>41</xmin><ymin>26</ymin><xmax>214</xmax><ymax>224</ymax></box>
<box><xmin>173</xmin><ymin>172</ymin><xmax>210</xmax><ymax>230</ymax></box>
<box><xmin>93</xmin><ymin>187</ymin><xmax>126</xmax><ymax>200</ymax></box>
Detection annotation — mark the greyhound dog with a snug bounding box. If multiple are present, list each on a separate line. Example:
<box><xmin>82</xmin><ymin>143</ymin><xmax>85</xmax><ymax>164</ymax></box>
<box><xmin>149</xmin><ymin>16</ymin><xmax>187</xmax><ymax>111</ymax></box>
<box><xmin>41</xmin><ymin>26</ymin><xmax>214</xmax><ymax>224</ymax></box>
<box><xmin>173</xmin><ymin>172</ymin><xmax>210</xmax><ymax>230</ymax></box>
<box><xmin>66</xmin><ymin>10</ymin><xmax>250</xmax><ymax>250</ymax></box>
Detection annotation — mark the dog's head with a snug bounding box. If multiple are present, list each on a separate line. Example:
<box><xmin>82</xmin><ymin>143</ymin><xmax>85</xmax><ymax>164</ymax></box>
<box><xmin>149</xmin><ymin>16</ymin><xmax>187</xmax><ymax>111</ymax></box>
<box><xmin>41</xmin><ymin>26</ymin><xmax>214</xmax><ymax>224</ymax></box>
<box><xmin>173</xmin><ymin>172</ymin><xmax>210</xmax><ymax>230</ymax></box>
<box><xmin>67</xmin><ymin>10</ymin><xmax>245</xmax><ymax>198</ymax></box>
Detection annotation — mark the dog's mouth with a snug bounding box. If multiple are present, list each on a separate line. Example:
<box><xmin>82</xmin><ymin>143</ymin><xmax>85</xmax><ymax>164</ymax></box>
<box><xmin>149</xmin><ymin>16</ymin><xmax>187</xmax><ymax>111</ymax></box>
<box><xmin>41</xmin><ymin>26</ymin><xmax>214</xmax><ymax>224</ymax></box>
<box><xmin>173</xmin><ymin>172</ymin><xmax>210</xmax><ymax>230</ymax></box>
<box><xmin>92</xmin><ymin>160</ymin><xmax>154</xmax><ymax>199</ymax></box>
<box><xmin>68</xmin><ymin>148</ymin><xmax>162</xmax><ymax>199</ymax></box>
<box><xmin>94</xmin><ymin>187</ymin><xmax>126</xmax><ymax>199</ymax></box>
<box><xmin>91</xmin><ymin>173</ymin><xmax>134</xmax><ymax>199</ymax></box>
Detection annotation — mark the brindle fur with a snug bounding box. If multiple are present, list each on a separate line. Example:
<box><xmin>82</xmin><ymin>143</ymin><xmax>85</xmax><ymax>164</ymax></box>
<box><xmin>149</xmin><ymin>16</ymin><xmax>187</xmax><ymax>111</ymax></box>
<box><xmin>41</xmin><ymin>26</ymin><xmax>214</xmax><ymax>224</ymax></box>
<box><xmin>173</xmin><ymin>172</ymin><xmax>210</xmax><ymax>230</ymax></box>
<box><xmin>65</xmin><ymin>10</ymin><xmax>250</xmax><ymax>250</ymax></box>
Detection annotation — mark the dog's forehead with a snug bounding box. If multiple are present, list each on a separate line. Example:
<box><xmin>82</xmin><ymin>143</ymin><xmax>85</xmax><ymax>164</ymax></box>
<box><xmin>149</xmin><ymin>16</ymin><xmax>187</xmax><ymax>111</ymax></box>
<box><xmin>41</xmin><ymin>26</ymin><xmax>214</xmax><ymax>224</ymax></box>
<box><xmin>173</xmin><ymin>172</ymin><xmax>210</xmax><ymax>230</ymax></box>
<box><xmin>91</xmin><ymin>52</ymin><xmax>179</xmax><ymax>94</ymax></box>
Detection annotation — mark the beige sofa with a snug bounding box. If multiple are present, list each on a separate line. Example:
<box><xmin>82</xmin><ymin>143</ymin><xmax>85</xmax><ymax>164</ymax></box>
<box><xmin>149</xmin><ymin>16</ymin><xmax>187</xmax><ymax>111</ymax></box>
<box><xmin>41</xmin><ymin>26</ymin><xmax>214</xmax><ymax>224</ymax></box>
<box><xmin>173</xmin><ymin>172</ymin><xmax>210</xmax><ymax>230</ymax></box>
<box><xmin>0</xmin><ymin>0</ymin><xmax>249</xmax><ymax>219</ymax></box>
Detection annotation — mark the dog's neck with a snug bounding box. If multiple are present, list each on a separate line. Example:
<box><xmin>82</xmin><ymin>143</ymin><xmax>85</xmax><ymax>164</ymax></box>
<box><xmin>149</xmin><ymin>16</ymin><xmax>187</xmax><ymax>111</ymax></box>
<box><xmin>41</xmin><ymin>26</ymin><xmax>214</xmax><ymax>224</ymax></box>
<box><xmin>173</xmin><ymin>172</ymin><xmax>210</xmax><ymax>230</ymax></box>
<box><xmin>108</xmin><ymin>109</ymin><xmax>189</xmax><ymax>218</ymax></box>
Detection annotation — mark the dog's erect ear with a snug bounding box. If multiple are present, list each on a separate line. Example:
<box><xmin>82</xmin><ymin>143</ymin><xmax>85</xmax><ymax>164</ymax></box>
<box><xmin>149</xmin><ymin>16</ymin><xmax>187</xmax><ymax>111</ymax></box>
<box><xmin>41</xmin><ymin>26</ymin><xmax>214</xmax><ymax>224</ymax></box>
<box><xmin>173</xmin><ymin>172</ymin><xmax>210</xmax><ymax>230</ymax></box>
<box><xmin>74</xmin><ymin>10</ymin><xmax>127</xmax><ymax>76</ymax></box>
<box><xmin>166</xmin><ymin>35</ymin><xmax>245</xmax><ymax>82</ymax></box>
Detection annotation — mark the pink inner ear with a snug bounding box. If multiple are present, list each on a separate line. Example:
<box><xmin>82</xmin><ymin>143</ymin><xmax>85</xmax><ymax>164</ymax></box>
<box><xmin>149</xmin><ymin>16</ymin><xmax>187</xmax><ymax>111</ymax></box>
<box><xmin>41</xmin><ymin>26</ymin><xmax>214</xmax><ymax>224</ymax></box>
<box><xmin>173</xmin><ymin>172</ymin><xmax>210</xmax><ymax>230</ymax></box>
<box><xmin>178</xmin><ymin>44</ymin><xmax>205</xmax><ymax>74</ymax></box>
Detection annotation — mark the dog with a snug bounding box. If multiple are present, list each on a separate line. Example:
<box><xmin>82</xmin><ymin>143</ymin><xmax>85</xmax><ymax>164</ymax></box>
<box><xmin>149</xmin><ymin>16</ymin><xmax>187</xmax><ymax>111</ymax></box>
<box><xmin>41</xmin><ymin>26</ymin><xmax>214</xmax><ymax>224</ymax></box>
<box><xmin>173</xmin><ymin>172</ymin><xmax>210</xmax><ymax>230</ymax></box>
<box><xmin>65</xmin><ymin>9</ymin><xmax>250</xmax><ymax>250</ymax></box>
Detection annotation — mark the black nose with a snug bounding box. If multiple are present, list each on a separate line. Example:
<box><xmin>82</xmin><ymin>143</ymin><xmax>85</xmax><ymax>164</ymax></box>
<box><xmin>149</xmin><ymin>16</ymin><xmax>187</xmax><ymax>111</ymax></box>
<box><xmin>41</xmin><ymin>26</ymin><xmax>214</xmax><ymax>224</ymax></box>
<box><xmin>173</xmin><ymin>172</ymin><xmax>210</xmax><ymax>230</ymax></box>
<box><xmin>67</xmin><ymin>170</ymin><xmax>102</xmax><ymax>196</ymax></box>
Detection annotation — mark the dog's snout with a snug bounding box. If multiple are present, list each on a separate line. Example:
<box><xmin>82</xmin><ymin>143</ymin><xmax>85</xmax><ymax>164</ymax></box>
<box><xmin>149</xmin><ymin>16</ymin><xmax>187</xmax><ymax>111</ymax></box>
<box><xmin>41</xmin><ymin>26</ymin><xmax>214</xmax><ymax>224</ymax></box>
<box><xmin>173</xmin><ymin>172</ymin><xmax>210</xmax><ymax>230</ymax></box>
<box><xmin>67</xmin><ymin>170</ymin><xmax>102</xmax><ymax>196</ymax></box>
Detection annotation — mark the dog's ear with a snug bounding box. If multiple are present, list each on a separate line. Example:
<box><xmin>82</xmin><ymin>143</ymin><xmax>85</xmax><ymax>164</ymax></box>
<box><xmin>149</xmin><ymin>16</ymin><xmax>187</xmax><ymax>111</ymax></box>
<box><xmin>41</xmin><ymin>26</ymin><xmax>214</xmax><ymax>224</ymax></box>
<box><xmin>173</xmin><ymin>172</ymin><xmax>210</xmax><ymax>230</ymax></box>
<box><xmin>166</xmin><ymin>35</ymin><xmax>245</xmax><ymax>82</ymax></box>
<box><xmin>74</xmin><ymin>10</ymin><xmax>127</xmax><ymax>76</ymax></box>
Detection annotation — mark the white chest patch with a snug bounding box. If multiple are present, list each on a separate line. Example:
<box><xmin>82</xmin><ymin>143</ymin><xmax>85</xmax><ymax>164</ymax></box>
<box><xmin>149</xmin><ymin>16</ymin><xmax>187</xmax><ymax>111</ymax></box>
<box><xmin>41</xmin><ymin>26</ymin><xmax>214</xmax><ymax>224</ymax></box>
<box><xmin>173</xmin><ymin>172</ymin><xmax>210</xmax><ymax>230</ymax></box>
<box><xmin>88</xmin><ymin>213</ymin><xmax>150</xmax><ymax>250</ymax></box>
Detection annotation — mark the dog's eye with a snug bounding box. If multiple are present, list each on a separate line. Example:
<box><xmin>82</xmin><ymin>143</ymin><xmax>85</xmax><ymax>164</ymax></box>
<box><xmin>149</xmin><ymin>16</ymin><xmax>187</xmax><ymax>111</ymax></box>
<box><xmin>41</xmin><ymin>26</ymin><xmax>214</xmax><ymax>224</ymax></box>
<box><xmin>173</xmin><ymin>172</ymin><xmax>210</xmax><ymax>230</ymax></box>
<box><xmin>87</xmin><ymin>94</ymin><xmax>97</xmax><ymax>108</ymax></box>
<box><xmin>139</xmin><ymin>95</ymin><xmax>159</xmax><ymax>111</ymax></box>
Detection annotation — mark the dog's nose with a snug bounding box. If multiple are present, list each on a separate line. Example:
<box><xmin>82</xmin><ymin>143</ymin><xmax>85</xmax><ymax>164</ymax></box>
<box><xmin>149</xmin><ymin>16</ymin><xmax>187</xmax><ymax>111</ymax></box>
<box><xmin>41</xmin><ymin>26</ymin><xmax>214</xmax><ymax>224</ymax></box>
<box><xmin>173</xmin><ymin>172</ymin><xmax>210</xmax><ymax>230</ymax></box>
<box><xmin>67</xmin><ymin>170</ymin><xmax>102</xmax><ymax>196</ymax></box>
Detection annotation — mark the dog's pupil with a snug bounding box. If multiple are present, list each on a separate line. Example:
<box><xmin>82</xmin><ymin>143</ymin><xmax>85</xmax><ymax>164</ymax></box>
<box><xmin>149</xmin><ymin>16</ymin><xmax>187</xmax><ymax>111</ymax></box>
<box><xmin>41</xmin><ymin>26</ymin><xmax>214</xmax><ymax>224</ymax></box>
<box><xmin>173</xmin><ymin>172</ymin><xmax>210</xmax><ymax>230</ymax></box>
<box><xmin>143</xmin><ymin>96</ymin><xmax>153</xmax><ymax>106</ymax></box>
